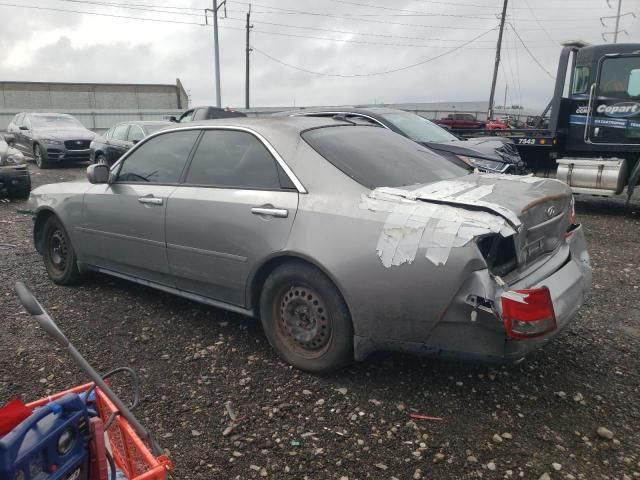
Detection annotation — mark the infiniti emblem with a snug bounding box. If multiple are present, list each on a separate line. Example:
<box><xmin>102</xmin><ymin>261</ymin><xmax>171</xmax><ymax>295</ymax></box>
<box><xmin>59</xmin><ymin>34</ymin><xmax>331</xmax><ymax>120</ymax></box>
<box><xmin>76</xmin><ymin>141</ymin><xmax>82</xmax><ymax>145</ymax></box>
<box><xmin>546</xmin><ymin>206</ymin><xmax>557</xmax><ymax>218</ymax></box>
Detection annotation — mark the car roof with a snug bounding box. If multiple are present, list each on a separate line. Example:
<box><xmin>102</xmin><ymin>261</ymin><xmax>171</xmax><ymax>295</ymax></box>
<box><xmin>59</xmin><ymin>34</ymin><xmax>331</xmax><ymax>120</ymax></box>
<box><xmin>125</xmin><ymin>120</ymin><xmax>174</xmax><ymax>126</ymax></box>
<box><xmin>282</xmin><ymin>106</ymin><xmax>408</xmax><ymax>117</ymax></box>
<box><xmin>160</xmin><ymin>116</ymin><xmax>353</xmax><ymax>135</ymax></box>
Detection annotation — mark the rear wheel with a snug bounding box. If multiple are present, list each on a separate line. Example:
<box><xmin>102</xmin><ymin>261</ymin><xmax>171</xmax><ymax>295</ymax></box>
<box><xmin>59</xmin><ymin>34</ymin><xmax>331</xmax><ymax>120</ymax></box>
<box><xmin>260</xmin><ymin>262</ymin><xmax>353</xmax><ymax>373</ymax></box>
<box><xmin>42</xmin><ymin>216</ymin><xmax>84</xmax><ymax>285</ymax></box>
<box><xmin>33</xmin><ymin>144</ymin><xmax>49</xmax><ymax>169</ymax></box>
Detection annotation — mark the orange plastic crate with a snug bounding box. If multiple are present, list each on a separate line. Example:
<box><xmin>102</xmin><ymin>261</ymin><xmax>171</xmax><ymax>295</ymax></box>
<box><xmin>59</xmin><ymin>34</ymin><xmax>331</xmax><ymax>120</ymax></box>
<box><xmin>27</xmin><ymin>383</ymin><xmax>172</xmax><ymax>480</ymax></box>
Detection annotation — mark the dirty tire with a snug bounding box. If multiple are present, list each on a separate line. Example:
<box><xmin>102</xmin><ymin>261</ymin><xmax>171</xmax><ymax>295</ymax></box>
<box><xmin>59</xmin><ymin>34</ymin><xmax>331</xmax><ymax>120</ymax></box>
<box><xmin>33</xmin><ymin>144</ymin><xmax>49</xmax><ymax>169</ymax></box>
<box><xmin>96</xmin><ymin>153</ymin><xmax>108</xmax><ymax>166</ymax></box>
<box><xmin>260</xmin><ymin>261</ymin><xmax>353</xmax><ymax>373</ymax></box>
<box><xmin>42</xmin><ymin>215</ymin><xmax>84</xmax><ymax>285</ymax></box>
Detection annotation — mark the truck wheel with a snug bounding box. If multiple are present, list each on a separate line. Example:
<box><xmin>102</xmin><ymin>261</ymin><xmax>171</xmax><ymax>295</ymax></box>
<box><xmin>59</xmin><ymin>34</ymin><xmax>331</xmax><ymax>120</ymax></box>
<box><xmin>42</xmin><ymin>216</ymin><xmax>84</xmax><ymax>285</ymax></box>
<box><xmin>33</xmin><ymin>144</ymin><xmax>50</xmax><ymax>169</ymax></box>
<box><xmin>260</xmin><ymin>261</ymin><xmax>353</xmax><ymax>373</ymax></box>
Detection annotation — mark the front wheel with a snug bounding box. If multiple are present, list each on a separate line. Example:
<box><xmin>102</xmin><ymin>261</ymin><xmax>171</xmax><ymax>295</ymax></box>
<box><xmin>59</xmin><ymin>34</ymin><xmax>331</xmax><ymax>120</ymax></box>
<box><xmin>260</xmin><ymin>262</ymin><xmax>353</xmax><ymax>373</ymax></box>
<box><xmin>95</xmin><ymin>153</ymin><xmax>108</xmax><ymax>166</ymax></box>
<box><xmin>33</xmin><ymin>144</ymin><xmax>49</xmax><ymax>169</ymax></box>
<box><xmin>42</xmin><ymin>216</ymin><xmax>84</xmax><ymax>285</ymax></box>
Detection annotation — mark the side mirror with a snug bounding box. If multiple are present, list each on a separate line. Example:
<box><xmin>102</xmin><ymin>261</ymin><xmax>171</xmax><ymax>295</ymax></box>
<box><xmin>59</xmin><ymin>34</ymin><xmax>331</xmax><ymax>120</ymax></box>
<box><xmin>3</xmin><ymin>134</ymin><xmax>15</xmax><ymax>145</ymax></box>
<box><xmin>168</xmin><ymin>116</ymin><xmax>178</xmax><ymax>122</ymax></box>
<box><xmin>19</xmin><ymin>125</ymin><xmax>29</xmax><ymax>131</ymax></box>
<box><xmin>132</xmin><ymin>139</ymin><xmax>140</xmax><ymax>145</ymax></box>
<box><xmin>87</xmin><ymin>164</ymin><xmax>110</xmax><ymax>184</ymax></box>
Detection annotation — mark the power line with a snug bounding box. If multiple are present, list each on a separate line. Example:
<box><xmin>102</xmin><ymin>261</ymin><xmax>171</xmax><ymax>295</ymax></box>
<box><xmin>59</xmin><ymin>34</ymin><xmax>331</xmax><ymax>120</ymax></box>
<box><xmin>250</xmin><ymin>26</ymin><xmax>498</xmax><ymax>78</ymax></box>
<box><xmin>521</xmin><ymin>0</ymin><xmax>558</xmax><ymax>45</ymax></box>
<box><xmin>507</xmin><ymin>22</ymin><xmax>555</xmax><ymax>79</ymax></box>
<box><xmin>326</xmin><ymin>0</ymin><xmax>497</xmax><ymax>19</ymax></box>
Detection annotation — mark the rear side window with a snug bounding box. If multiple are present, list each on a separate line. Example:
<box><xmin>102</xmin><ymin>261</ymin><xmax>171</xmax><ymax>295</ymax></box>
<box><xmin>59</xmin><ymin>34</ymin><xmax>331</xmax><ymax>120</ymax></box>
<box><xmin>117</xmin><ymin>130</ymin><xmax>199</xmax><ymax>184</ymax></box>
<box><xmin>184</xmin><ymin>130</ymin><xmax>281</xmax><ymax>189</ymax></box>
<box><xmin>127</xmin><ymin>125</ymin><xmax>145</xmax><ymax>142</ymax></box>
<box><xmin>112</xmin><ymin>124</ymin><xmax>129</xmax><ymax>141</ymax></box>
<box><xmin>301</xmin><ymin>126</ymin><xmax>467</xmax><ymax>189</ymax></box>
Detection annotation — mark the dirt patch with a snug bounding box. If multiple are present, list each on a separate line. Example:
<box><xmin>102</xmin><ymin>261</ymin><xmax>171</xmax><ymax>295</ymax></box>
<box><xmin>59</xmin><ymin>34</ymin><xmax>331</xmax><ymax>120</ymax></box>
<box><xmin>1</xmin><ymin>163</ymin><xmax>639</xmax><ymax>479</ymax></box>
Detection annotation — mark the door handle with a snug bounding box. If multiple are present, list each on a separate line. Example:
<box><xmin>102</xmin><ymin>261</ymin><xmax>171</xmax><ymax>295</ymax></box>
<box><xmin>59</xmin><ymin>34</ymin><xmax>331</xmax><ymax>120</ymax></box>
<box><xmin>251</xmin><ymin>207</ymin><xmax>288</xmax><ymax>218</ymax></box>
<box><xmin>138</xmin><ymin>196</ymin><xmax>163</xmax><ymax>205</ymax></box>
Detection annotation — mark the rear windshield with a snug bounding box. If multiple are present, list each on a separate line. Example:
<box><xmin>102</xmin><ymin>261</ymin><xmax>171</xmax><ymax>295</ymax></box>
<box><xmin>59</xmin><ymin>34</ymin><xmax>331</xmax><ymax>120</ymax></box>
<box><xmin>301</xmin><ymin>125</ymin><xmax>467</xmax><ymax>189</ymax></box>
<box><xmin>381</xmin><ymin>112</ymin><xmax>458</xmax><ymax>143</ymax></box>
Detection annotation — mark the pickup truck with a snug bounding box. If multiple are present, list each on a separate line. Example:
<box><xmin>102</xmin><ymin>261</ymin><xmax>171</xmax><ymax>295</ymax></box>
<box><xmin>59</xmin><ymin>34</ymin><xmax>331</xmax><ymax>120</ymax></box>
<box><xmin>436</xmin><ymin>113</ymin><xmax>508</xmax><ymax>130</ymax></box>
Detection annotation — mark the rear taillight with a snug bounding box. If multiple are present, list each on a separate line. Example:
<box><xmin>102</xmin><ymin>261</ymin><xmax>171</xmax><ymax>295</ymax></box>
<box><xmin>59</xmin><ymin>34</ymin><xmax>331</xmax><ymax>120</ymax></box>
<box><xmin>501</xmin><ymin>287</ymin><xmax>557</xmax><ymax>339</ymax></box>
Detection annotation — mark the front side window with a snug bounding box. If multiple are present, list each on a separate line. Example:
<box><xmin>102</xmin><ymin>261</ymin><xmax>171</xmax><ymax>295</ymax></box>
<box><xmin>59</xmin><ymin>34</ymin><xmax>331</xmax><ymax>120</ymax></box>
<box><xmin>598</xmin><ymin>56</ymin><xmax>640</xmax><ymax>99</ymax></box>
<box><xmin>381</xmin><ymin>112</ymin><xmax>458</xmax><ymax>143</ymax></box>
<box><xmin>112</xmin><ymin>124</ymin><xmax>129</xmax><ymax>141</ymax></box>
<box><xmin>116</xmin><ymin>130</ymin><xmax>200</xmax><ymax>184</ymax></box>
<box><xmin>184</xmin><ymin>130</ymin><xmax>281</xmax><ymax>189</ymax></box>
<box><xmin>127</xmin><ymin>126</ymin><xmax>145</xmax><ymax>143</ymax></box>
<box><xmin>572</xmin><ymin>66</ymin><xmax>591</xmax><ymax>94</ymax></box>
<box><xmin>302</xmin><ymin>125</ymin><xmax>467</xmax><ymax>189</ymax></box>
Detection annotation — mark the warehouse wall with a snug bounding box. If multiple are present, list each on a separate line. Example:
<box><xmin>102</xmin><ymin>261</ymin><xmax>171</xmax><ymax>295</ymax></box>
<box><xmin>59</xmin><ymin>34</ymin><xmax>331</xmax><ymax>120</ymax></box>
<box><xmin>0</xmin><ymin>79</ymin><xmax>188</xmax><ymax>110</ymax></box>
<box><xmin>0</xmin><ymin>79</ymin><xmax>189</xmax><ymax>132</ymax></box>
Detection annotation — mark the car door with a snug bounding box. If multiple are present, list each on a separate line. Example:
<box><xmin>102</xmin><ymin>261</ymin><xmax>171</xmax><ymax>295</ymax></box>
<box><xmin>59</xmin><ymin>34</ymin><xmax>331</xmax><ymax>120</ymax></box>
<box><xmin>165</xmin><ymin>128</ymin><xmax>299</xmax><ymax>306</ymax></box>
<box><xmin>106</xmin><ymin>124</ymin><xmax>131</xmax><ymax>164</ymax></box>
<box><xmin>79</xmin><ymin>129</ymin><xmax>200</xmax><ymax>284</ymax></box>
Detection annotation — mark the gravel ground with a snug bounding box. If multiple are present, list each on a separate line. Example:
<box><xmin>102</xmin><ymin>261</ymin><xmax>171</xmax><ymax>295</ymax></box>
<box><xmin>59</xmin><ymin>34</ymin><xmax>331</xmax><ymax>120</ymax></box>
<box><xmin>1</xmin><ymin>164</ymin><xmax>639</xmax><ymax>480</ymax></box>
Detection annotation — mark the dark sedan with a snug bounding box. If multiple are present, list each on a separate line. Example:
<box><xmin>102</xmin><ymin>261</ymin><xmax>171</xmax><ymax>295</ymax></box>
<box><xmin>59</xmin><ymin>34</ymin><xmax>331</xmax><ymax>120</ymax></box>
<box><xmin>6</xmin><ymin>113</ymin><xmax>95</xmax><ymax>169</ymax></box>
<box><xmin>90</xmin><ymin>121</ymin><xmax>173</xmax><ymax>166</ymax></box>
<box><xmin>281</xmin><ymin>107</ymin><xmax>524</xmax><ymax>174</ymax></box>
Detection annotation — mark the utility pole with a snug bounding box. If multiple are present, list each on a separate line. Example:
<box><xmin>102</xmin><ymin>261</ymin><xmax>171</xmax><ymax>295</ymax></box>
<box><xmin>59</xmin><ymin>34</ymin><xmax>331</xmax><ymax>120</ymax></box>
<box><xmin>245</xmin><ymin>4</ymin><xmax>252</xmax><ymax>109</ymax></box>
<box><xmin>613</xmin><ymin>0</ymin><xmax>622</xmax><ymax>42</ymax></box>
<box><xmin>600</xmin><ymin>0</ymin><xmax>635</xmax><ymax>43</ymax></box>
<box><xmin>205</xmin><ymin>1</ymin><xmax>226</xmax><ymax>107</ymax></box>
<box><xmin>487</xmin><ymin>0</ymin><xmax>508</xmax><ymax>121</ymax></box>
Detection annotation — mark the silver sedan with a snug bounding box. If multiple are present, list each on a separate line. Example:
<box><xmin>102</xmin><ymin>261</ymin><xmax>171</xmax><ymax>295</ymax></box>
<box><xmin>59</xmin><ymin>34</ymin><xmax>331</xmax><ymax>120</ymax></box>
<box><xmin>27</xmin><ymin>117</ymin><xmax>592</xmax><ymax>372</ymax></box>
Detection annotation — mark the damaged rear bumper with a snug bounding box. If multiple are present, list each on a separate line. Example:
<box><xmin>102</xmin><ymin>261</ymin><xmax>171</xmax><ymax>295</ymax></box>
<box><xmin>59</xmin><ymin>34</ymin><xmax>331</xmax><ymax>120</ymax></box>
<box><xmin>353</xmin><ymin>225</ymin><xmax>591</xmax><ymax>364</ymax></box>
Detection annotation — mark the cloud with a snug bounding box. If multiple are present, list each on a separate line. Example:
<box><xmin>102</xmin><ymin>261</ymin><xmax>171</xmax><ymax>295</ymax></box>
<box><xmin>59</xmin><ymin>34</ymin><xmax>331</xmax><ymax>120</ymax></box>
<box><xmin>0</xmin><ymin>0</ymin><xmax>624</xmax><ymax>110</ymax></box>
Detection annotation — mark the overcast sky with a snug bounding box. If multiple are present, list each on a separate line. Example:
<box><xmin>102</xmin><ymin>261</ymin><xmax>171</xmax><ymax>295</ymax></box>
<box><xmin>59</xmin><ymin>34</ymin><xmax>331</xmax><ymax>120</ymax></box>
<box><xmin>0</xmin><ymin>0</ymin><xmax>638</xmax><ymax>110</ymax></box>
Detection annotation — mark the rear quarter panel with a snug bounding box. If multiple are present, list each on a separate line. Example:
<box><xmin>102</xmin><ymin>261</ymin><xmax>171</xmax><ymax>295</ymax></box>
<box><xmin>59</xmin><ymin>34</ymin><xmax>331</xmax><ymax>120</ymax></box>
<box><xmin>282</xmin><ymin>140</ymin><xmax>487</xmax><ymax>342</ymax></box>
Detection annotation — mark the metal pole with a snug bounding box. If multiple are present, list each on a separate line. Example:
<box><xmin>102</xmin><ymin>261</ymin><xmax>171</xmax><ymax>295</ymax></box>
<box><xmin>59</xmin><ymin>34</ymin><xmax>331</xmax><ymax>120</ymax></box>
<box><xmin>613</xmin><ymin>0</ymin><xmax>622</xmax><ymax>43</ymax></box>
<box><xmin>487</xmin><ymin>0</ymin><xmax>508</xmax><ymax>120</ymax></box>
<box><xmin>245</xmin><ymin>4</ymin><xmax>252</xmax><ymax>109</ymax></box>
<box><xmin>213</xmin><ymin>0</ymin><xmax>222</xmax><ymax>107</ymax></box>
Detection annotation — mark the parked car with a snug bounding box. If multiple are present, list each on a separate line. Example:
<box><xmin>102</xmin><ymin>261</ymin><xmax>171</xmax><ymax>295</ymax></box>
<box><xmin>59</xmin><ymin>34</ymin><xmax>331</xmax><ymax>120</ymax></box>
<box><xmin>169</xmin><ymin>106</ymin><xmax>246</xmax><ymax>123</ymax></box>
<box><xmin>436</xmin><ymin>113</ymin><xmax>485</xmax><ymax>130</ymax></box>
<box><xmin>436</xmin><ymin>113</ymin><xmax>508</xmax><ymax>130</ymax></box>
<box><xmin>90</xmin><ymin>121</ymin><xmax>173</xmax><ymax>166</ymax></box>
<box><xmin>281</xmin><ymin>107</ymin><xmax>523</xmax><ymax>173</ymax></box>
<box><xmin>0</xmin><ymin>134</ymin><xmax>30</xmax><ymax>198</ymax></box>
<box><xmin>6</xmin><ymin>113</ymin><xmax>95</xmax><ymax>169</ymax></box>
<box><xmin>27</xmin><ymin>117</ymin><xmax>591</xmax><ymax>373</ymax></box>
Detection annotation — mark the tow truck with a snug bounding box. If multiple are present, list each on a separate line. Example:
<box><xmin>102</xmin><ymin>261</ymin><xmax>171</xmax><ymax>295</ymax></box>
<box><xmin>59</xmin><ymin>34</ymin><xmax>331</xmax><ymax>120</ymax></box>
<box><xmin>454</xmin><ymin>42</ymin><xmax>640</xmax><ymax>202</ymax></box>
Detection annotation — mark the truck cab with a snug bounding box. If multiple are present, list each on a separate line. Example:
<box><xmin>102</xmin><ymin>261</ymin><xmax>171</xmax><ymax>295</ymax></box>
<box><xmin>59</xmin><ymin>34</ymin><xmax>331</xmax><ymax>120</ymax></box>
<box><xmin>511</xmin><ymin>43</ymin><xmax>640</xmax><ymax>200</ymax></box>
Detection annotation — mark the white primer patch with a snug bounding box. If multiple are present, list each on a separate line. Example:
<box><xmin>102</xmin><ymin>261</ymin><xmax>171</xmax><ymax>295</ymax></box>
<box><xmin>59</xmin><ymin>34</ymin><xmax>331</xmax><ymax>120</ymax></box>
<box><xmin>361</xmin><ymin>176</ymin><xmax>532</xmax><ymax>267</ymax></box>
<box><xmin>362</xmin><ymin>185</ymin><xmax>517</xmax><ymax>267</ymax></box>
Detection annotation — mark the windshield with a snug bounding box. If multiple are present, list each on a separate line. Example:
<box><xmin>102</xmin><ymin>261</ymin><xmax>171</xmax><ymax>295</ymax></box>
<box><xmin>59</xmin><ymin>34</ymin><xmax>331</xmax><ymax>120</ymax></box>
<box><xmin>30</xmin><ymin>115</ymin><xmax>84</xmax><ymax>129</ymax></box>
<box><xmin>302</xmin><ymin>125</ymin><xmax>467</xmax><ymax>189</ymax></box>
<box><xmin>381</xmin><ymin>112</ymin><xmax>458</xmax><ymax>143</ymax></box>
